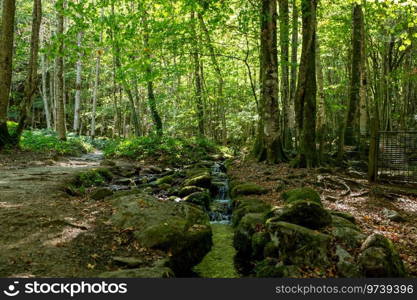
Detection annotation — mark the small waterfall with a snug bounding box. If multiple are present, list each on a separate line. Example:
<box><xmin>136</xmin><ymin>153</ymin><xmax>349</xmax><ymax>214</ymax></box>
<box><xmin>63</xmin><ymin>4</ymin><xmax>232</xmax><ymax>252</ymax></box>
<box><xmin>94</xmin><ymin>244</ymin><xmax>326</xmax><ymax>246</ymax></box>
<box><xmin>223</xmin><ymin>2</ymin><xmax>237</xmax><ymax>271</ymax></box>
<box><xmin>209</xmin><ymin>162</ymin><xmax>232</xmax><ymax>224</ymax></box>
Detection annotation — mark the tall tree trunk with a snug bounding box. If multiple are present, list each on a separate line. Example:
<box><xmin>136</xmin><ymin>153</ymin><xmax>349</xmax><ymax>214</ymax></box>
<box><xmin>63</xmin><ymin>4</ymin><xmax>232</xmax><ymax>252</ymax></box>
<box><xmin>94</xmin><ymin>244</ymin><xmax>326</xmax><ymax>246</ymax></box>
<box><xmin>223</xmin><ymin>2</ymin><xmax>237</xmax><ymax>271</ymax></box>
<box><xmin>73</xmin><ymin>31</ymin><xmax>83</xmax><ymax>132</ymax></box>
<box><xmin>198</xmin><ymin>12</ymin><xmax>226</xmax><ymax>143</ymax></box>
<box><xmin>254</xmin><ymin>0</ymin><xmax>286</xmax><ymax>164</ymax></box>
<box><xmin>289</xmin><ymin>0</ymin><xmax>298</xmax><ymax>141</ymax></box>
<box><xmin>344</xmin><ymin>4</ymin><xmax>365</xmax><ymax>146</ymax></box>
<box><xmin>294</xmin><ymin>0</ymin><xmax>318</xmax><ymax>168</ymax></box>
<box><xmin>40</xmin><ymin>28</ymin><xmax>52</xmax><ymax>130</ymax></box>
<box><xmin>91</xmin><ymin>9</ymin><xmax>103</xmax><ymax>139</ymax></box>
<box><xmin>143</xmin><ymin>12</ymin><xmax>163</xmax><ymax>136</ymax></box>
<box><xmin>15</xmin><ymin>0</ymin><xmax>42</xmax><ymax>140</ymax></box>
<box><xmin>0</xmin><ymin>0</ymin><xmax>16</xmax><ymax>147</ymax></box>
<box><xmin>56</xmin><ymin>0</ymin><xmax>66</xmax><ymax>140</ymax></box>
<box><xmin>316</xmin><ymin>37</ymin><xmax>326</xmax><ymax>164</ymax></box>
<box><xmin>191</xmin><ymin>11</ymin><xmax>205</xmax><ymax>137</ymax></box>
<box><xmin>278</xmin><ymin>0</ymin><xmax>291</xmax><ymax>149</ymax></box>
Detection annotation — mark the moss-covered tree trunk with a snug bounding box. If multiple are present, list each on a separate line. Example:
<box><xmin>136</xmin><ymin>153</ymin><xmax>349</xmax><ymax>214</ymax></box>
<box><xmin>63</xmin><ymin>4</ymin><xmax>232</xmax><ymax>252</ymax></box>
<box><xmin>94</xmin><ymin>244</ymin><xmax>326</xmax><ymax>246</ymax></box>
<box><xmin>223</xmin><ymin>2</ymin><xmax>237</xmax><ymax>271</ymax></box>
<box><xmin>254</xmin><ymin>0</ymin><xmax>286</xmax><ymax>164</ymax></box>
<box><xmin>0</xmin><ymin>0</ymin><xmax>16</xmax><ymax>148</ymax></box>
<box><xmin>56</xmin><ymin>0</ymin><xmax>66</xmax><ymax>141</ymax></box>
<box><xmin>278</xmin><ymin>0</ymin><xmax>291</xmax><ymax>150</ymax></box>
<box><xmin>294</xmin><ymin>0</ymin><xmax>318</xmax><ymax>168</ymax></box>
<box><xmin>15</xmin><ymin>0</ymin><xmax>42</xmax><ymax>141</ymax></box>
<box><xmin>316</xmin><ymin>37</ymin><xmax>326</xmax><ymax>164</ymax></box>
<box><xmin>289</xmin><ymin>0</ymin><xmax>298</xmax><ymax>142</ymax></box>
<box><xmin>344</xmin><ymin>4</ymin><xmax>365</xmax><ymax>146</ymax></box>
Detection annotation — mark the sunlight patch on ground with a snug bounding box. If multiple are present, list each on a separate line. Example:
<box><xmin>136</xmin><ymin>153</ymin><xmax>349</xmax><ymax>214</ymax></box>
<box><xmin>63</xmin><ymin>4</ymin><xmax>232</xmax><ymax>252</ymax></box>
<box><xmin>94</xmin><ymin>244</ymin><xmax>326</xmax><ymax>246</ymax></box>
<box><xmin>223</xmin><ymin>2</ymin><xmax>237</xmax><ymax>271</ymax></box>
<box><xmin>43</xmin><ymin>227</ymin><xmax>86</xmax><ymax>247</ymax></box>
<box><xmin>0</xmin><ymin>202</ymin><xmax>23</xmax><ymax>209</ymax></box>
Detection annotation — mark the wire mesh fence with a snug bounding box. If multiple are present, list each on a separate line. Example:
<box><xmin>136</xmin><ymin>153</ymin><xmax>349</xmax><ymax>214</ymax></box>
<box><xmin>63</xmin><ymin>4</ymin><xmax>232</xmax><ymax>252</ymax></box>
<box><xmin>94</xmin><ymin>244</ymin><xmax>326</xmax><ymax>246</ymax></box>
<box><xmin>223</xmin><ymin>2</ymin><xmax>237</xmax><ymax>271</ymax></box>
<box><xmin>377</xmin><ymin>131</ymin><xmax>417</xmax><ymax>183</ymax></box>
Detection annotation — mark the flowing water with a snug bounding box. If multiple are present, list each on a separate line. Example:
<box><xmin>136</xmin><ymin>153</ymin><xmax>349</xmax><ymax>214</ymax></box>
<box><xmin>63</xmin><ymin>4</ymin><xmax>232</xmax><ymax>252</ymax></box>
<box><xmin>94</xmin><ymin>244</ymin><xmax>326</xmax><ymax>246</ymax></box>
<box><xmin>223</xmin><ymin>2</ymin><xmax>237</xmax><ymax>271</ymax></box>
<box><xmin>209</xmin><ymin>162</ymin><xmax>232</xmax><ymax>224</ymax></box>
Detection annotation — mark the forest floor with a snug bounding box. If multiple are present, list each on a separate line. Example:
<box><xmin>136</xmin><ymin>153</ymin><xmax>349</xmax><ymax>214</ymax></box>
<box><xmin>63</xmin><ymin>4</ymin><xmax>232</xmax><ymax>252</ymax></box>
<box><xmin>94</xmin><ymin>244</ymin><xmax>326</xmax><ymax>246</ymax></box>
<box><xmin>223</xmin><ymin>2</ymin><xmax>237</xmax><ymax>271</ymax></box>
<box><xmin>0</xmin><ymin>151</ymin><xmax>166</xmax><ymax>277</ymax></box>
<box><xmin>229</xmin><ymin>158</ymin><xmax>417</xmax><ymax>277</ymax></box>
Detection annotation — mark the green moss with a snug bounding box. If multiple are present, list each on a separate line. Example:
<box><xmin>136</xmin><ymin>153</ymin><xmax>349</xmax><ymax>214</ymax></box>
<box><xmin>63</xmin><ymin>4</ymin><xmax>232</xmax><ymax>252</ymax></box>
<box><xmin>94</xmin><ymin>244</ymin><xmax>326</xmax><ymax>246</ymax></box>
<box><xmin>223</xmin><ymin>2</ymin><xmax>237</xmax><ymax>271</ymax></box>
<box><xmin>231</xmin><ymin>183</ymin><xmax>268</xmax><ymax>198</ymax></box>
<box><xmin>184</xmin><ymin>173</ymin><xmax>212</xmax><ymax>188</ymax></box>
<box><xmin>232</xmin><ymin>198</ymin><xmax>271</xmax><ymax>227</ymax></box>
<box><xmin>331</xmin><ymin>211</ymin><xmax>356</xmax><ymax>224</ymax></box>
<box><xmin>178</xmin><ymin>186</ymin><xmax>206</xmax><ymax>197</ymax></box>
<box><xmin>73</xmin><ymin>168</ymin><xmax>113</xmax><ymax>188</ymax></box>
<box><xmin>281</xmin><ymin>187</ymin><xmax>322</xmax><ymax>206</ymax></box>
<box><xmin>273</xmin><ymin>200</ymin><xmax>332</xmax><ymax>229</ymax></box>
<box><xmin>155</xmin><ymin>175</ymin><xmax>174</xmax><ymax>185</ymax></box>
<box><xmin>193</xmin><ymin>224</ymin><xmax>239</xmax><ymax>278</ymax></box>
<box><xmin>184</xmin><ymin>191</ymin><xmax>211</xmax><ymax>210</ymax></box>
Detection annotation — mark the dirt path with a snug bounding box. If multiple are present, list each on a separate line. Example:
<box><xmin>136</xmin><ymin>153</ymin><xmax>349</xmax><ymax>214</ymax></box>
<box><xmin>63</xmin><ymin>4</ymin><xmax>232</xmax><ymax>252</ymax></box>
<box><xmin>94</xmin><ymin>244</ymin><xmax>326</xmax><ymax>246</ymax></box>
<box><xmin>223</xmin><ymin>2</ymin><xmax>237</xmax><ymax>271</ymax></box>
<box><xmin>0</xmin><ymin>151</ymin><xmax>114</xmax><ymax>277</ymax></box>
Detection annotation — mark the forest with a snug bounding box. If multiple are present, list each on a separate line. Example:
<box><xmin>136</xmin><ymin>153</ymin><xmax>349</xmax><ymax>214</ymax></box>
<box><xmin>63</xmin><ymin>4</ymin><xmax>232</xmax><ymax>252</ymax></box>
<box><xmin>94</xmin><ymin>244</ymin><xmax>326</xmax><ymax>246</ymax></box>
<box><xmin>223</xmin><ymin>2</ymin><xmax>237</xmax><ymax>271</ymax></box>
<box><xmin>1</xmin><ymin>0</ymin><xmax>417</xmax><ymax>279</ymax></box>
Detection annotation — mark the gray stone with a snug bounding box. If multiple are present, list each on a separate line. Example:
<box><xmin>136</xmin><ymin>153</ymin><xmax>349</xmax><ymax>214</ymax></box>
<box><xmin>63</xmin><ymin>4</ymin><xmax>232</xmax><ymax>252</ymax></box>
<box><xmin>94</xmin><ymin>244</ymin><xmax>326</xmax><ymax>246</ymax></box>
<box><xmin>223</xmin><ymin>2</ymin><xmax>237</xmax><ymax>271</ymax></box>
<box><xmin>335</xmin><ymin>245</ymin><xmax>361</xmax><ymax>277</ymax></box>
<box><xmin>382</xmin><ymin>208</ymin><xmax>405</xmax><ymax>222</ymax></box>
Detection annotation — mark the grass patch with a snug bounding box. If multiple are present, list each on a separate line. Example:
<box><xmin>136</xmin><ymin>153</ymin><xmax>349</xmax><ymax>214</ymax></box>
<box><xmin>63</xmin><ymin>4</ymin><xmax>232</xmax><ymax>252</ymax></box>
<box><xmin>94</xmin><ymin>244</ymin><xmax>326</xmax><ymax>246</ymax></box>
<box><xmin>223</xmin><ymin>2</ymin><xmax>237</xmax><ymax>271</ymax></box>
<box><xmin>193</xmin><ymin>224</ymin><xmax>239</xmax><ymax>278</ymax></box>
<box><xmin>20</xmin><ymin>130</ymin><xmax>94</xmax><ymax>155</ymax></box>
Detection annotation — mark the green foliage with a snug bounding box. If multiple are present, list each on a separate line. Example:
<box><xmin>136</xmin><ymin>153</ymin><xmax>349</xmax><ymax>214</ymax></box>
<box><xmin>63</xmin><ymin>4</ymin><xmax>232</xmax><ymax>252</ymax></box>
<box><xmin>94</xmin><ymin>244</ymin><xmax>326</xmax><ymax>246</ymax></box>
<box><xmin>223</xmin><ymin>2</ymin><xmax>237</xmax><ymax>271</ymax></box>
<box><xmin>104</xmin><ymin>136</ymin><xmax>219</xmax><ymax>163</ymax></box>
<box><xmin>73</xmin><ymin>168</ymin><xmax>112</xmax><ymax>188</ymax></box>
<box><xmin>20</xmin><ymin>130</ymin><xmax>94</xmax><ymax>155</ymax></box>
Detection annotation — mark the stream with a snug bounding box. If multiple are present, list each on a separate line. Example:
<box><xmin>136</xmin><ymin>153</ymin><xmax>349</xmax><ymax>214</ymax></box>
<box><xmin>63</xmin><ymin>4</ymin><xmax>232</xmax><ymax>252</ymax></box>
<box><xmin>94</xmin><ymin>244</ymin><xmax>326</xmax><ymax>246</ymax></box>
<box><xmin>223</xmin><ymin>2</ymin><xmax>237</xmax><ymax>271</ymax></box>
<box><xmin>209</xmin><ymin>162</ymin><xmax>233</xmax><ymax>224</ymax></box>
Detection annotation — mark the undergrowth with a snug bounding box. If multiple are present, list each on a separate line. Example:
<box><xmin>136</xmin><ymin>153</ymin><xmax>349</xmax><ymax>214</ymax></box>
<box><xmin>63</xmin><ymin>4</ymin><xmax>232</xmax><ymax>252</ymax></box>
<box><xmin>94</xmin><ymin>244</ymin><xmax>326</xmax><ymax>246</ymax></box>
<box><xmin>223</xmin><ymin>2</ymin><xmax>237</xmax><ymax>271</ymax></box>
<box><xmin>104</xmin><ymin>135</ymin><xmax>223</xmax><ymax>164</ymax></box>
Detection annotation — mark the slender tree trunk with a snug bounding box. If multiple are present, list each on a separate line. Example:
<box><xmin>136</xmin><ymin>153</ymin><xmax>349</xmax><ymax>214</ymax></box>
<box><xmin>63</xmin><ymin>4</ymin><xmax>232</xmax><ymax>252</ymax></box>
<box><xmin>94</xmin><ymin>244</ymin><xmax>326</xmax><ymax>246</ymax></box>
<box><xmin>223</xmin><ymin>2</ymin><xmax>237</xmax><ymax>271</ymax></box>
<box><xmin>143</xmin><ymin>12</ymin><xmax>163</xmax><ymax>136</ymax></box>
<box><xmin>278</xmin><ymin>0</ymin><xmax>291</xmax><ymax>149</ymax></box>
<box><xmin>73</xmin><ymin>31</ymin><xmax>83</xmax><ymax>132</ymax></box>
<box><xmin>15</xmin><ymin>0</ymin><xmax>42</xmax><ymax>140</ymax></box>
<box><xmin>316</xmin><ymin>37</ymin><xmax>326</xmax><ymax>164</ymax></box>
<box><xmin>289</xmin><ymin>0</ymin><xmax>298</xmax><ymax>141</ymax></box>
<box><xmin>254</xmin><ymin>0</ymin><xmax>286</xmax><ymax>164</ymax></box>
<box><xmin>56</xmin><ymin>0</ymin><xmax>66</xmax><ymax>140</ymax></box>
<box><xmin>191</xmin><ymin>11</ymin><xmax>205</xmax><ymax>137</ymax></box>
<box><xmin>294</xmin><ymin>0</ymin><xmax>318</xmax><ymax>168</ymax></box>
<box><xmin>40</xmin><ymin>29</ymin><xmax>52</xmax><ymax>130</ymax></box>
<box><xmin>91</xmin><ymin>9</ymin><xmax>103</xmax><ymax>139</ymax></box>
<box><xmin>0</xmin><ymin>0</ymin><xmax>16</xmax><ymax>147</ymax></box>
<box><xmin>198</xmin><ymin>12</ymin><xmax>226</xmax><ymax>143</ymax></box>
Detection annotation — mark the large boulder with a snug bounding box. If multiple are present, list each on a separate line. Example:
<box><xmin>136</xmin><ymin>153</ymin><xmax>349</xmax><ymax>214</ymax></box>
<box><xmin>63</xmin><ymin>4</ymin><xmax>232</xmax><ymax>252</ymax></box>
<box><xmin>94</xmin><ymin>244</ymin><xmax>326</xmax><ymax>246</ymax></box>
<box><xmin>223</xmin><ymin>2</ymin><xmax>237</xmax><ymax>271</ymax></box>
<box><xmin>184</xmin><ymin>191</ymin><xmax>211</xmax><ymax>210</ymax></box>
<box><xmin>358</xmin><ymin>234</ymin><xmax>406</xmax><ymax>277</ymax></box>
<box><xmin>232</xmin><ymin>198</ymin><xmax>271</xmax><ymax>226</ymax></box>
<box><xmin>266</xmin><ymin>221</ymin><xmax>330</xmax><ymax>267</ymax></box>
<box><xmin>330</xmin><ymin>215</ymin><xmax>365</xmax><ymax>247</ymax></box>
<box><xmin>255</xmin><ymin>258</ymin><xmax>301</xmax><ymax>278</ymax></box>
<box><xmin>184</xmin><ymin>173</ymin><xmax>212</xmax><ymax>189</ymax></box>
<box><xmin>178</xmin><ymin>186</ymin><xmax>206</xmax><ymax>198</ymax></box>
<box><xmin>281</xmin><ymin>187</ymin><xmax>322</xmax><ymax>206</ymax></box>
<box><xmin>272</xmin><ymin>200</ymin><xmax>332</xmax><ymax>229</ymax></box>
<box><xmin>231</xmin><ymin>182</ymin><xmax>268</xmax><ymax>198</ymax></box>
<box><xmin>335</xmin><ymin>245</ymin><xmax>361</xmax><ymax>277</ymax></box>
<box><xmin>233</xmin><ymin>213</ymin><xmax>265</xmax><ymax>274</ymax></box>
<box><xmin>90</xmin><ymin>187</ymin><xmax>113</xmax><ymax>200</ymax></box>
<box><xmin>109</xmin><ymin>193</ymin><xmax>212</xmax><ymax>275</ymax></box>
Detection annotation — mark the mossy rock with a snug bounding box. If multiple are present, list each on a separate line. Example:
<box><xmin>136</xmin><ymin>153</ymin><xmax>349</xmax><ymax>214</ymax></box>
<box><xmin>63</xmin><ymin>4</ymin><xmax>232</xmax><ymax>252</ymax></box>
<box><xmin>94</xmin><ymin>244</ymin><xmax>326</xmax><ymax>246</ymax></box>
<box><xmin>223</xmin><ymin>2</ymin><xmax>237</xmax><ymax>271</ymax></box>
<box><xmin>273</xmin><ymin>200</ymin><xmax>332</xmax><ymax>229</ymax></box>
<box><xmin>331</xmin><ymin>215</ymin><xmax>359</xmax><ymax>230</ymax></box>
<box><xmin>158</xmin><ymin>183</ymin><xmax>172</xmax><ymax>190</ymax></box>
<box><xmin>184</xmin><ymin>173</ymin><xmax>212</xmax><ymax>189</ymax></box>
<box><xmin>231</xmin><ymin>183</ymin><xmax>268</xmax><ymax>198</ymax></box>
<box><xmin>335</xmin><ymin>245</ymin><xmax>361</xmax><ymax>278</ymax></box>
<box><xmin>331</xmin><ymin>226</ymin><xmax>366</xmax><ymax>248</ymax></box>
<box><xmin>155</xmin><ymin>175</ymin><xmax>175</xmax><ymax>185</ymax></box>
<box><xmin>178</xmin><ymin>185</ymin><xmax>206</xmax><ymax>198</ymax></box>
<box><xmin>330</xmin><ymin>211</ymin><xmax>356</xmax><ymax>224</ymax></box>
<box><xmin>266</xmin><ymin>221</ymin><xmax>330</xmax><ymax>267</ymax></box>
<box><xmin>233</xmin><ymin>213</ymin><xmax>265</xmax><ymax>274</ymax></box>
<box><xmin>251</xmin><ymin>231</ymin><xmax>270</xmax><ymax>260</ymax></box>
<box><xmin>185</xmin><ymin>168</ymin><xmax>210</xmax><ymax>177</ymax></box>
<box><xmin>184</xmin><ymin>191</ymin><xmax>211</xmax><ymax>210</ymax></box>
<box><xmin>109</xmin><ymin>193</ymin><xmax>212</xmax><ymax>275</ymax></box>
<box><xmin>281</xmin><ymin>187</ymin><xmax>322</xmax><ymax>206</ymax></box>
<box><xmin>263</xmin><ymin>241</ymin><xmax>279</xmax><ymax>259</ymax></box>
<box><xmin>231</xmin><ymin>198</ymin><xmax>271</xmax><ymax>227</ymax></box>
<box><xmin>90</xmin><ymin>187</ymin><xmax>113</xmax><ymax>200</ymax></box>
<box><xmin>358</xmin><ymin>234</ymin><xmax>406</xmax><ymax>277</ymax></box>
<box><xmin>71</xmin><ymin>168</ymin><xmax>113</xmax><ymax>188</ymax></box>
<box><xmin>99</xmin><ymin>266</ymin><xmax>174</xmax><ymax>278</ymax></box>
<box><xmin>255</xmin><ymin>259</ymin><xmax>301</xmax><ymax>278</ymax></box>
